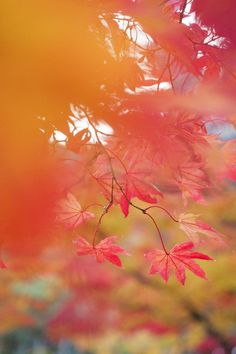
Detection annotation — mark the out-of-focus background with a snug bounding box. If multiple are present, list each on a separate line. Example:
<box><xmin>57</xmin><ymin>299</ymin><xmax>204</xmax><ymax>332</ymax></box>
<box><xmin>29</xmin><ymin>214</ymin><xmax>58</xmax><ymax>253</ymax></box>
<box><xmin>1</xmin><ymin>1</ymin><xmax>236</xmax><ymax>353</ymax></box>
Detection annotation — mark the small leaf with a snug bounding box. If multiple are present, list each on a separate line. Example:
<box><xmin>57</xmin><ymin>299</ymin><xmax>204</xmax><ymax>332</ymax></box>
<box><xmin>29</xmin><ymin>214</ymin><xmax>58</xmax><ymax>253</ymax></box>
<box><xmin>55</xmin><ymin>193</ymin><xmax>95</xmax><ymax>230</ymax></box>
<box><xmin>73</xmin><ymin>236</ymin><xmax>130</xmax><ymax>268</ymax></box>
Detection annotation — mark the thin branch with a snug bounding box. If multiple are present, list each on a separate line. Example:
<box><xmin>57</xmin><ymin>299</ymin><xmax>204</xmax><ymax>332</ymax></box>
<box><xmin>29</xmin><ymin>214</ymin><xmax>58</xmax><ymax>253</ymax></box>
<box><xmin>179</xmin><ymin>0</ymin><xmax>188</xmax><ymax>24</ymax></box>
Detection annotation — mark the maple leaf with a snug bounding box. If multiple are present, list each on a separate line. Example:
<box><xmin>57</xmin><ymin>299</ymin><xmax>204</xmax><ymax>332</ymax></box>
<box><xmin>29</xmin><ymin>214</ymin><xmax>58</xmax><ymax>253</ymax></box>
<box><xmin>55</xmin><ymin>193</ymin><xmax>95</xmax><ymax>230</ymax></box>
<box><xmin>92</xmin><ymin>154</ymin><xmax>116</xmax><ymax>201</ymax></box>
<box><xmin>175</xmin><ymin>162</ymin><xmax>209</xmax><ymax>205</ymax></box>
<box><xmin>178</xmin><ymin>213</ymin><xmax>225</xmax><ymax>244</ymax></box>
<box><xmin>93</xmin><ymin>154</ymin><xmax>162</xmax><ymax>217</ymax></box>
<box><xmin>144</xmin><ymin>242</ymin><xmax>213</xmax><ymax>285</ymax></box>
<box><xmin>73</xmin><ymin>236</ymin><xmax>130</xmax><ymax>267</ymax></box>
<box><xmin>119</xmin><ymin>160</ymin><xmax>163</xmax><ymax>216</ymax></box>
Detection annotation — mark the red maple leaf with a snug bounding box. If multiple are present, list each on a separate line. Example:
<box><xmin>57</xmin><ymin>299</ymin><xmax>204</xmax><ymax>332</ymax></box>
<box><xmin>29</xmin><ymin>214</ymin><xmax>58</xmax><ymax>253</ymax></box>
<box><xmin>119</xmin><ymin>158</ymin><xmax>163</xmax><ymax>216</ymax></box>
<box><xmin>144</xmin><ymin>242</ymin><xmax>213</xmax><ymax>285</ymax></box>
<box><xmin>93</xmin><ymin>154</ymin><xmax>162</xmax><ymax>216</ymax></box>
<box><xmin>73</xmin><ymin>236</ymin><xmax>130</xmax><ymax>267</ymax></box>
<box><xmin>55</xmin><ymin>193</ymin><xmax>95</xmax><ymax>230</ymax></box>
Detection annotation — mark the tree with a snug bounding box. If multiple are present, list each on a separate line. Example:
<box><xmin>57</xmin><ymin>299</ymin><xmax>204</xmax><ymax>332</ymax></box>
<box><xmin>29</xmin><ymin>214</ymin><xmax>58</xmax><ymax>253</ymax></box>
<box><xmin>1</xmin><ymin>0</ymin><xmax>236</xmax><ymax>352</ymax></box>
<box><xmin>2</xmin><ymin>0</ymin><xmax>236</xmax><ymax>278</ymax></box>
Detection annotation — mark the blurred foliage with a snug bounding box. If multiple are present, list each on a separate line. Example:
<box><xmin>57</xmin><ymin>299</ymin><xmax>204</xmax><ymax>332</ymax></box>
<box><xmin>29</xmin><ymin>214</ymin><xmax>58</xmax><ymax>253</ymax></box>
<box><xmin>1</xmin><ymin>0</ymin><xmax>236</xmax><ymax>353</ymax></box>
<box><xmin>0</xmin><ymin>190</ymin><xmax>235</xmax><ymax>353</ymax></box>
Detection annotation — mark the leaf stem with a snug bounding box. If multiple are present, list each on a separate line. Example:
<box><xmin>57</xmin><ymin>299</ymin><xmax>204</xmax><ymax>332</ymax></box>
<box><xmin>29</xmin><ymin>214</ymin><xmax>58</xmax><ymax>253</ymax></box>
<box><xmin>85</xmin><ymin>112</ymin><xmax>169</xmax><ymax>253</ymax></box>
<box><xmin>143</xmin><ymin>211</ymin><xmax>169</xmax><ymax>254</ymax></box>
<box><xmin>144</xmin><ymin>205</ymin><xmax>179</xmax><ymax>223</ymax></box>
<box><xmin>92</xmin><ymin>178</ymin><xmax>114</xmax><ymax>247</ymax></box>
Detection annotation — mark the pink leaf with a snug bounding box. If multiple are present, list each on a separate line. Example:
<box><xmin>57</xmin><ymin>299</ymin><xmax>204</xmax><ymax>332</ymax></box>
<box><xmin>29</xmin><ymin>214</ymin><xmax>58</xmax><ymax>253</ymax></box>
<box><xmin>178</xmin><ymin>213</ymin><xmax>225</xmax><ymax>244</ymax></box>
<box><xmin>55</xmin><ymin>193</ymin><xmax>95</xmax><ymax>230</ymax></box>
<box><xmin>73</xmin><ymin>236</ymin><xmax>129</xmax><ymax>268</ymax></box>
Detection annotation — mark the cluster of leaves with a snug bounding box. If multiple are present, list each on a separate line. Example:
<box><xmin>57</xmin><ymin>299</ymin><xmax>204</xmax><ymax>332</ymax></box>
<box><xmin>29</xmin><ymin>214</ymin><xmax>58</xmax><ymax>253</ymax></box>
<box><xmin>2</xmin><ymin>0</ymin><xmax>236</xmax><ymax>286</ymax></box>
<box><xmin>1</xmin><ymin>2</ymin><xmax>236</xmax><ymax>352</ymax></box>
<box><xmin>47</xmin><ymin>0</ymin><xmax>236</xmax><ymax>285</ymax></box>
<box><xmin>1</xmin><ymin>195</ymin><xmax>236</xmax><ymax>353</ymax></box>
